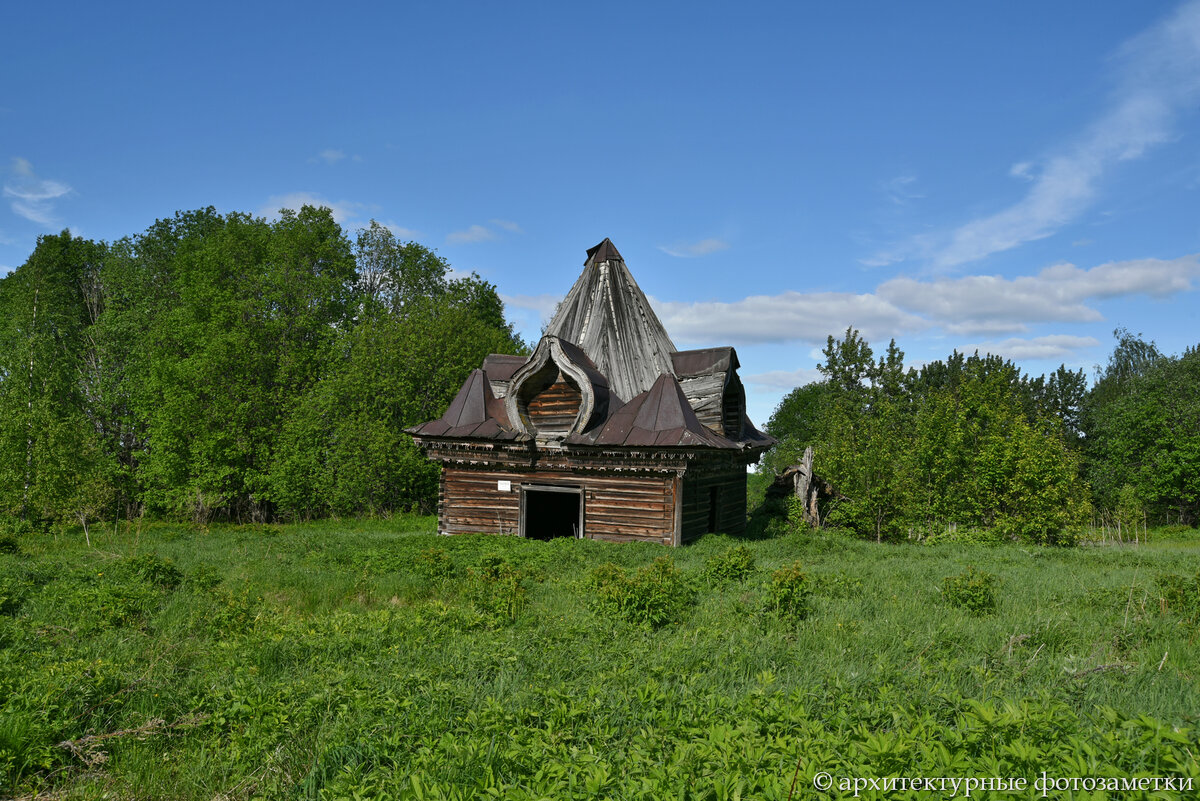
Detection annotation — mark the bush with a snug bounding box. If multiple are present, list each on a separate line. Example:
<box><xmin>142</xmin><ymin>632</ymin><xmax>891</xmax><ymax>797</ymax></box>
<box><xmin>704</xmin><ymin>545</ymin><xmax>755</xmax><ymax>586</ymax></box>
<box><xmin>416</xmin><ymin>547</ymin><xmax>458</xmax><ymax>582</ymax></box>
<box><xmin>469</xmin><ymin>555</ymin><xmax>526</xmax><ymax>625</ymax></box>
<box><xmin>123</xmin><ymin>554</ymin><xmax>183</xmax><ymax>589</ymax></box>
<box><xmin>942</xmin><ymin>567</ymin><xmax>1000</xmax><ymax>615</ymax></box>
<box><xmin>765</xmin><ymin>561</ymin><xmax>811</xmax><ymax>621</ymax></box>
<box><xmin>1156</xmin><ymin>572</ymin><xmax>1200</xmax><ymax>623</ymax></box>
<box><xmin>585</xmin><ymin>557</ymin><xmax>694</xmax><ymax>629</ymax></box>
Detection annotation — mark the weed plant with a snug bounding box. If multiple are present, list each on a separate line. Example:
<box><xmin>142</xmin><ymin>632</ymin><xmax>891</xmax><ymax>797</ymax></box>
<box><xmin>0</xmin><ymin>517</ymin><xmax>1197</xmax><ymax>797</ymax></box>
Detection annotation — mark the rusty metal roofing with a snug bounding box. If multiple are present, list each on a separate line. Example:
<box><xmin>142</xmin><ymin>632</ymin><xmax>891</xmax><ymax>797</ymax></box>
<box><xmin>408</xmin><ymin>241</ymin><xmax>776</xmax><ymax>454</ymax></box>
<box><xmin>671</xmin><ymin>347</ymin><xmax>740</xmax><ymax>377</ymax></box>
<box><xmin>481</xmin><ymin>353</ymin><xmax>526</xmax><ymax>382</ymax></box>
<box><xmin>569</xmin><ymin>373</ymin><xmax>740</xmax><ymax>449</ymax></box>
<box><xmin>406</xmin><ymin>368</ymin><xmax>522</xmax><ymax>441</ymax></box>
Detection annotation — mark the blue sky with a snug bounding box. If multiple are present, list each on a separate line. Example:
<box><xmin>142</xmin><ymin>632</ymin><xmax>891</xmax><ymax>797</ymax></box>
<box><xmin>3</xmin><ymin>1</ymin><xmax>1199</xmax><ymax>426</ymax></box>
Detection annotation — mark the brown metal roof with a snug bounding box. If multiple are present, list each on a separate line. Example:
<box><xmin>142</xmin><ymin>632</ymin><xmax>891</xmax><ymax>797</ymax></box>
<box><xmin>584</xmin><ymin>237</ymin><xmax>623</xmax><ymax>265</ymax></box>
<box><xmin>481</xmin><ymin>353</ymin><xmax>526</xmax><ymax>382</ymax></box>
<box><xmin>671</xmin><ymin>347</ymin><xmax>740</xmax><ymax>377</ymax></box>
<box><xmin>406</xmin><ymin>368</ymin><xmax>522</xmax><ymax>441</ymax></box>
<box><xmin>571</xmin><ymin>373</ymin><xmax>740</xmax><ymax>449</ymax></box>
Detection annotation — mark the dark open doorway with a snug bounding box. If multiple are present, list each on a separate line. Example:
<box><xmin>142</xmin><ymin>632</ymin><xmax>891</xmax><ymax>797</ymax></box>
<box><xmin>521</xmin><ymin>486</ymin><xmax>583</xmax><ymax>540</ymax></box>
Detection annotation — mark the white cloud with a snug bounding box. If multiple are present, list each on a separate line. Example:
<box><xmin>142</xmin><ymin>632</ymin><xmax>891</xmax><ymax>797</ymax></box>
<box><xmin>490</xmin><ymin>218</ymin><xmax>523</xmax><ymax>234</ymax></box>
<box><xmin>956</xmin><ymin>335</ymin><xmax>1102</xmax><ymax>361</ymax></box>
<box><xmin>643</xmin><ymin>253</ymin><xmax>1199</xmax><ymax>347</ymax></box>
<box><xmin>867</xmin><ymin>1</ymin><xmax>1200</xmax><ymax>269</ymax></box>
<box><xmin>657</xmin><ymin>238</ymin><xmax>730</xmax><ymax>258</ymax></box>
<box><xmin>882</xmin><ymin>174</ymin><xmax>924</xmax><ymax>205</ymax></box>
<box><xmin>878</xmin><ymin>254</ymin><xmax>1200</xmax><ymax>335</ymax></box>
<box><xmin>4</xmin><ymin>157</ymin><xmax>72</xmax><ymax>226</ymax></box>
<box><xmin>382</xmin><ymin>221</ymin><xmax>421</xmax><ymax>239</ymax></box>
<box><xmin>744</xmin><ymin>367</ymin><xmax>824</xmax><ymax>390</ymax></box>
<box><xmin>313</xmin><ymin>149</ymin><xmax>347</xmax><ymax>165</ymax></box>
<box><xmin>260</xmin><ymin>192</ymin><xmax>367</xmax><ymax>226</ymax></box>
<box><xmin>447</xmin><ymin>224</ymin><xmax>496</xmax><ymax>244</ymax></box>
<box><xmin>1009</xmin><ymin>162</ymin><xmax>1035</xmax><ymax>181</ymax></box>
<box><xmin>501</xmin><ymin>292</ymin><xmax>561</xmax><ymax>323</ymax></box>
<box><xmin>653</xmin><ymin>291</ymin><xmax>929</xmax><ymax>346</ymax></box>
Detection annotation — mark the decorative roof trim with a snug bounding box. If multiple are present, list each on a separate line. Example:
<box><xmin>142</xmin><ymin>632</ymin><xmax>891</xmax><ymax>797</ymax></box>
<box><xmin>503</xmin><ymin>335</ymin><xmax>610</xmax><ymax>440</ymax></box>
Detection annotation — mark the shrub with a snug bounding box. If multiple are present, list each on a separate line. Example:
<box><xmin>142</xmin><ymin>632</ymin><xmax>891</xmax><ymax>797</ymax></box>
<box><xmin>123</xmin><ymin>554</ymin><xmax>183</xmax><ymax>589</ymax></box>
<box><xmin>704</xmin><ymin>545</ymin><xmax>755</xmax><ymax>586</ymax></box>
<box><xmin>1156</xmin><ymin>571</ymin><xmax>1200</xmax><ymax>623</ymax></box>
<box><xmin>469</xmin><ymin>555</ymin><xmax>526</xmax><ymax>625</ymax></box>
<box><xmin>416</xmin><ymin>547</ymin><xmax>458</xmax><ymax>582</ymax></box>
<box><xmin>585</xmin><ymin>557</ymin><xmax>694</xmax><ymax>629</ymax></box>
<box><xmin>0</xmin><ymin>534</ymin><xmax>19</xmax><ymax>555</ymax></box>
<box><xmin>765</xmin><ymin>561</ymin><xmax>811</xmax><ymax>621</ymax></box>
<box><xmin>942</xmin><ymin>567</ymin><xmax>1000</xmax><ymax>615</ymax></box>
<box><xmin>0</xmin><ymin>576</ymin><xmax>31</xmax><ymax>616</ymax></box>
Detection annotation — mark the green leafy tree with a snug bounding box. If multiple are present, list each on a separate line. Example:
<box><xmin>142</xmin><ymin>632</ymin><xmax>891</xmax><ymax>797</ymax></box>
<box><xmin>0</xmin><ymin>231</ymin><xmax>117</xmax><ymax>531</ymax></box>
<box><xmin>270</xmin><ymin>230</ymin><xmax>525</xmax><ymax>519</ymax></box>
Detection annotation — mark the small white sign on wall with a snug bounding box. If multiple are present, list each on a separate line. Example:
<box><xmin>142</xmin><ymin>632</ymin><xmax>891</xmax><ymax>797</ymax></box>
<box><xmin>497</xmin><ymin>480</ymin><xmax>511</xmax><ymax>492</ymax></box>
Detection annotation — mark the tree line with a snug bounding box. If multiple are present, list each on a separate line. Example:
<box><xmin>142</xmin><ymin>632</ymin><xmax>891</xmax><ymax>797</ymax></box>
<box><xmin>0</xmin><ymin>208</ymin><xmax>525</xmax><ymax>530</ymax></box>
<box><xmin>764</xmin><ymin>328</ymin><xmax>1199</xmax><ymax>543</ymax></box>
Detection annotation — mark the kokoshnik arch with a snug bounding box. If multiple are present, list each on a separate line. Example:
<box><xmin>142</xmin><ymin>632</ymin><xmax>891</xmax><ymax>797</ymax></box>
<box><xmin>407</xmin><ymin>239</ymin><xmax>774</xmax><ymax>545</ymax></box>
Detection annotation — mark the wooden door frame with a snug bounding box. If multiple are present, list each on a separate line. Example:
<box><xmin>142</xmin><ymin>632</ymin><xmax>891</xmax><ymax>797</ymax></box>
<box><xmin>519</xmin><ymin>483</ymin><xmax>585</xmax><ymax>539</ymax></box>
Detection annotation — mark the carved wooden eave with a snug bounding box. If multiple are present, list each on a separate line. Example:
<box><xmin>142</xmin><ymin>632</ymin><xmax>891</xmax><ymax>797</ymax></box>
<box><xmin>503</xmin><ymin>335</ymin><xmax>611</xmax><ymax>441</ymax></box>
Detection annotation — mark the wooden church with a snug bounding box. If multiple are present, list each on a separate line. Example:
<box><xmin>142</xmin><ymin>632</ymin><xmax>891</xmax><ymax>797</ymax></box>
<box><xmin>407</xmin><ymin>239</ymin><xmax>773</xmax><ymax>545</ymax></box>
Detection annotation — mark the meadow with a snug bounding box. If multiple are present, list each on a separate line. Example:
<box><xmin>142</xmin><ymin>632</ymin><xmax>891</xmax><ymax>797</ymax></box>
<box><xmin>1</xmin><ymin>515</ymin><xmax>1198</xmax><ymax>799</ymax></box>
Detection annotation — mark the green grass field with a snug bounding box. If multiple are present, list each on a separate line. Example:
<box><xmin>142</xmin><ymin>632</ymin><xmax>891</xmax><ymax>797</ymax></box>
<box><xmin>1</xmin><ymin>516</ymin><xmax>1198</xmax><ymax>799</ymax></box>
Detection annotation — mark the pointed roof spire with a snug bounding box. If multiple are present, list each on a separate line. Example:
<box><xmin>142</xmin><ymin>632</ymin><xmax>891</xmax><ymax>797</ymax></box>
<box><xmin>584</xmin><ymin>237</ymin><xmax>623</xmax><ymax>265</ymax></box>
<box><xmin>544</xmin><ymin>239</ymin><xmax>677</xmax><ymax>403</ymax></box>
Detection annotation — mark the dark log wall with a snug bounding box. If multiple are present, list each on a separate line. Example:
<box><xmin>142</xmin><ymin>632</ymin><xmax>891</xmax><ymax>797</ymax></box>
<box><xmin>525</xmin><ymin>372</ymin><xmax>582</xmax><ymax>437</ymax></box>
<box><xmin>440</xmin><ymin>467</ymin><xmax>677</xmax><ymax>545</ymax></box>
<box><xmin>722</xmin><ymin>376</ymin><xmax>745</xmax><ymax>439</ymax></box>
<box><xmin>680</xmin><ymin>467</ymin><xmax>748</xmax><ymax>541</ymax></box>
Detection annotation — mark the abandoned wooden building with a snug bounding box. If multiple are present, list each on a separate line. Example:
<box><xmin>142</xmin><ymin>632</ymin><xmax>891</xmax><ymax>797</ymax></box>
<box><xmin>407</xmin><ymin>239</ymin><xmax>773</xmax><ymax>545</ymax></box>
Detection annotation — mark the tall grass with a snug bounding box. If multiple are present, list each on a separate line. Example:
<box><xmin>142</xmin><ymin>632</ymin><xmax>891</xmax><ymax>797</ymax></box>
<box><xmin>1</xmin><ymin>517</ymin><xmax>1197</xmax><ymax>798</ymax></box>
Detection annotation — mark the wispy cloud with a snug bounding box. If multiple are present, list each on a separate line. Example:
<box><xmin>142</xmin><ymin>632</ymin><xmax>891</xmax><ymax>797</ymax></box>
<box><xmin>447</xmin><ymin>224</ymin><xmax>496</xmax><ymax>244</ymax></box>
<box><xmin>4</xmin><ymin>157</ymin><xmax>72</xmax><ymax>226</ymax></box>
<box><xmin>653</xmin><ymin>291</ymin><xmax>928</xmax><ymax>346</ymax></box>
<box><xmin>316</xmin><ymin>149</ymin><xmax>346</xmax><ymax>164</ymax></box>
<box><xmin>878</xmin><ymin>254</ymin><xmax>1200</xmax><ymax>335</ymax></box>
<box><xmin>882</xmin><ymin>174</ymin><xmax>924</xmax><ymax>205</ymax></box>
<box><xmin>956</xmin><ymin>335</ymin><xmax>1102</xmax><ymax>361</ymax></box>
<box><xmin>658</xmin><ymin>238</ymin><xmax>730</xmax><ymax>258</ymax></box>
<box><xmin>646</xmin><ymin>253</ymin><xmax>1199</xmax><ymax>347</ymax></box>
<box><xmin>383</xmin><ymin>222</ymin><xmax>421</xmax><ymax>239</ymax></box>
<box><xmin>259</xmin><ymin>192</ymin><xmax>369</xmax><ymax>227</ymax></box>
<box><xmin>501</xmin><ymin>292</ymin><xmax>561</xmax><ymax>322</ymax></box>
<box><xmin>867</xmin><ymin>1</ymin><xmax>1200</xmax><ymax>269</ymax></box>
<box><xmin>744</xmin><ymin>367</ymin><xmax>825</xmax><ymax>391</ymax></box>
<box><xmin>490</xmin><ymin>218</ymin><xmax>523</xmax><ymax>234</ymax></box>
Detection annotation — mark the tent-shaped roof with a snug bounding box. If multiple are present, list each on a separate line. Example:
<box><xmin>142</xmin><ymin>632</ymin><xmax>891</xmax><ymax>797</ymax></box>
<box><xmin>407</xmin><ymin>368</ymin><xmax>519</xmax><ymax>441</ymax></box>
<box><xmin>543</xmin><ymin>238</ymin><xmax>677</xmax><ymax>403</ymax></box>
<box><xmin>570</xmin><ymin>372</ymin><xmax>738</xmax><ymax>449</ymax></box>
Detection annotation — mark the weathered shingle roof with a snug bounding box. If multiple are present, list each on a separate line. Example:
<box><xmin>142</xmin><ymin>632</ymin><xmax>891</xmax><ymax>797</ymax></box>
<box><xmin>543</xmin><ymin>238</ymin><xmax>677</xmax><ymax>404</ymax></box>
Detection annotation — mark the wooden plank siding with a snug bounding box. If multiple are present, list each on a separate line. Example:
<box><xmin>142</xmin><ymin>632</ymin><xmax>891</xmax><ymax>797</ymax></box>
<box><xmin>524</xmin><ymin>373</ymin><xmax>582</xmax><ymax>437</ymax></box>
<box><xmin>680</xmin><ymin>468</ymin><xmax>748</xmax><ymax>541</ymax></box>
<box><xmin>440</xmin><ymin>466</ymin><xmax>677</xmax><ymax>545</ymax></box>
